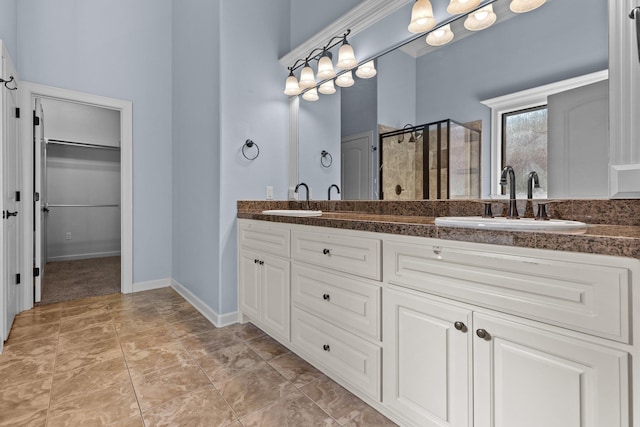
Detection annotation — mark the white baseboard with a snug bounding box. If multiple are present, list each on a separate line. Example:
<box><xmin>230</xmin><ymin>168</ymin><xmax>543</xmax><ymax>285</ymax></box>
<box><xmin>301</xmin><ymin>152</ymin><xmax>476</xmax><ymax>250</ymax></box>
<box><xmin>47</xmin><ymin>251</ymin><xmax>122</xmax><ymax>262</ymax></box>
<box><xmin>132</xmin><ymin>277</ymin><xmax>171</xmax><ymax>293</ymax></box>
<box><xmin>171</xmin><ymin>279</ymin><xmax>238</xmax><ymax>328</ymax></box>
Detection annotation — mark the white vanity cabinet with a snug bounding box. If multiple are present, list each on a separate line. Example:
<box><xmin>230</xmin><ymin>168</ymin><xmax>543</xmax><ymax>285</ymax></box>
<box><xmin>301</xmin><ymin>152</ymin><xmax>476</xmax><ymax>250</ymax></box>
<box><xmin>238</xmin><ymin>221</ymin><xmax>291</xmax><ymax>341</ymax></box>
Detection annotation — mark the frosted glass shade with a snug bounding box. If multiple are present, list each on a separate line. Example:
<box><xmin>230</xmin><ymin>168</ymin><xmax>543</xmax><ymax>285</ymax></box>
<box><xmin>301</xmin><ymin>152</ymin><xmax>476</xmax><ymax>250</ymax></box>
<box><xmin>464</xmin><ymin>4</ymin><xmax>496</xmax><ymax>31</ymax></box>
<box><xmin>447</xmin><ymin>0</ymin><xmax>481</xmax><ymax>14</ymax></box>
<box><xmin>408</xmin><ymin>0</ymin><xmax>436</xmax><ymax>33</ymax></box>
<box><xmin>317</xmin><ymin>53</ymin><xmax>336</xmax><ymax>79</ymax></box>
<box><xmin>335</xmin><ymin>71</ymin><xmax>355</xmax><ymax>88</ymax></box>
<box><xmin>355</xmin><ymin>61</ymin><xmax>377</xmax><ymax>79</ymax></box>
<box><xmin>299</xmin><ymin>64</ymin><xmax>316</xmax><ymax>89</ymax></box>
<box><xmin>336</xmin><ymin>42</ymin><xmax>358</xmax><ymax>70</ymax></box>
<box><xmin>426</xmin><ymin>24</ymin><xmax>454</xmax><ymax>46</ymax></box>
<box><xmin>302</xmin><ymin>88</ymin><xmax>319</xmax><ymax>101</ymax></box>
<box><xmin>318</xmin><ymin>80</ymin><xmax>336</xmax><ymax>95</ymax></box>
<box><xmin>283</xmin><ymin>74</ymin><xmax>301</xmax><ymax>96</ymax></box>
<box><xmin>510</xmin><ymin>0</ymin><xmax>546</xmax><ymax>13</ymax></box>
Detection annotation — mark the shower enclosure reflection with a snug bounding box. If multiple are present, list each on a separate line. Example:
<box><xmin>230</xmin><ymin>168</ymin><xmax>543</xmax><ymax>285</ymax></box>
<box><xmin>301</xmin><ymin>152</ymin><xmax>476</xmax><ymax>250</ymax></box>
<box><xmin>379</xmin><ymin>120</ymin><xmax>480</xmax><ymax>200</ymax></box>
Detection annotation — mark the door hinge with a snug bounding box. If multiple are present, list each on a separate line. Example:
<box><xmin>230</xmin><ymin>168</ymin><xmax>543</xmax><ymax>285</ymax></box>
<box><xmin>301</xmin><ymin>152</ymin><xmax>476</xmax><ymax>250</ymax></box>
<box><xmin>33</xmin><ymin>110</ymin><xmax>40</xmax><ymax>126</ymax></box>
<box><xmin>16</xmin><ymin>274</ymin><xmax>21</xmax><ymax>285</ymax></box>
<box><xmin>15</xmin><ymin>191</ymin><xmax>20</xmax><ymax>202</ymax></box>
<box><xmin>34</xmin><ymin>192</ymin><xmax>40</xmax><ymax>202</ymax></box>
<box><xmin>33</xmin><ymin>267</ymin><xmax>40</xmax><ymax>278</ymax></box>
<box><xmin>15</xmin><ymin>107</ymin><xmax>20</xmax><ymax>118</ymax></box>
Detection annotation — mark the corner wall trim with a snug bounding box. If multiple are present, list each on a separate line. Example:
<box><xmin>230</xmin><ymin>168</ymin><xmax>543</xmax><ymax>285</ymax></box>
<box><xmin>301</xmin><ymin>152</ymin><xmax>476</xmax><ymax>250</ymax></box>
<box><xmin>171</xmin><ymin>279</ymin><xmax>239</xmax><ymax>328</ymax></box>
<box><xmin>132</xmin><ymin>278</ymin><xmax>171</xmax><ymax>293</ymax></box>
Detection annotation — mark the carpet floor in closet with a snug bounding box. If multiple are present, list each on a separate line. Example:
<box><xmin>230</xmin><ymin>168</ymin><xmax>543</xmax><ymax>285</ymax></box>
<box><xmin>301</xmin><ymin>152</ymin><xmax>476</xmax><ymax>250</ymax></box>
<box><xmin>40</xmin><ymin>256</ymin><xmax>121</xmax><ymax>305</ymax></box>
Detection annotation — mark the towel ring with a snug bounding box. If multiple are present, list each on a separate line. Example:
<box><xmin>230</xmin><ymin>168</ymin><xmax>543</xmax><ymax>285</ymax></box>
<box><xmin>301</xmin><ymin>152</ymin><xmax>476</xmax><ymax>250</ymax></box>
<box><xmin>242</xmin><ymin>139</ymin><xmax>260</xmax><ymax>160</ymax></box>
<box><xmin>321</xmin><ymin>150</ymin><xmax>333</xmax><ymax>168</ymax></box>
<box><xmin>0</xmin><ymin>76</ymin><xmax>17</xmax><ymax>91</ymax></box>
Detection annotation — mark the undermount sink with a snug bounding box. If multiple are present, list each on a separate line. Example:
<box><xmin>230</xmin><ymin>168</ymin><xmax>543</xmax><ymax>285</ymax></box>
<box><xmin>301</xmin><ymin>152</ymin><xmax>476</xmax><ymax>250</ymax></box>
<box><xmin>434</xmin><ymin>216</ymin><xmax>588</xmax><ymax>233</ymax></box>
<box><xmin>261</xmin><ymin>209</ymin><xmax>322</xmax><ymax>217</ymax></box>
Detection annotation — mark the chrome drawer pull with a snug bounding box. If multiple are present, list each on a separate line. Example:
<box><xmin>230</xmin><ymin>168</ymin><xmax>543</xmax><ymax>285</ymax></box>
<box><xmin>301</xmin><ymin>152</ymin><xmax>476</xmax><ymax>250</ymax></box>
<box><xmin>323</xmin><ymin>248</ymin><xmax>331</xmax><ymax>255</ymax></box>
<box><xmin>323</xmin><ymin>344</ymin><xmax>331</xmax><ymax>352</ymax></box>
<box><xmin>476</xmin><ymin>329</ymin><xmax>490</xmax><ymax>340</ymax></box>
<box><xmin>454</xmin><ymin>321</ymin><xmax>466</xmax><ymax>332</ymax></box>
<box><xmin>323</xmin><ymin>293</ymin><xmax>331</xmax><ymax>301</ymax></box>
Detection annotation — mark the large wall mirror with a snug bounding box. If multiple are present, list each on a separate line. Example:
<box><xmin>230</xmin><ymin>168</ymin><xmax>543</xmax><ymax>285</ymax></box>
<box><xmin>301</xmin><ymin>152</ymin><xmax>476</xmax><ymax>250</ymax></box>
<box><xmin>292</xmin><ymin>0</ymin><xmax>615</xmax><ymax>201</ymax></box>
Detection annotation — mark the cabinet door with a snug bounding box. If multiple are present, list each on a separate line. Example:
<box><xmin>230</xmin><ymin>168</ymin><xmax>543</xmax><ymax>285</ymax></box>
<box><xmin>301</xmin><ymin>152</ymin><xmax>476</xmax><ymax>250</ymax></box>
<box><xmin>383</xmin><ymin>286</ymin><xmax>471</xmax><ymax>427</ymax></box>
<box><xmin>473</xmin><ymin>313</ymin><xmax>629</xmax><ymax>427</ymax></box>
<box><xmin>261</xmin><ymin>254</ymin><xmax>290</xmax><ymax>341</ymax></box>
<box><xmin>238</xmin><ymin>249</ymin><xmax>261</xmax><ymax>320</ymax></box>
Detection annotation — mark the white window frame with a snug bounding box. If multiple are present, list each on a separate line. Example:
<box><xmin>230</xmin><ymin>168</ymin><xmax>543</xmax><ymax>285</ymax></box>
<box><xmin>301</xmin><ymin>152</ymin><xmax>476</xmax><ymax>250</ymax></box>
<box><xmin>481</xmin><ymin>70</ymin><xmax>608</xmax><ymax>197</ymax></box>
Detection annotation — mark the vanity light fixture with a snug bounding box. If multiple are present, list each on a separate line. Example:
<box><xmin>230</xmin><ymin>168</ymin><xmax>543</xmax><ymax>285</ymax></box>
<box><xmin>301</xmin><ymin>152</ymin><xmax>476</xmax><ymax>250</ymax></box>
<box><xmin>426</xmin><ymin>24</ymin><xmax>455</xmax><ymax>46</ymax></box>
<box><xmin>299</xmin><ymin>60</ymin><xmax>316</xmax><ymax>89</ymax></box>
<box><xmin>317</xmin><ymin>50</ymin><xmax>336</xmax><ymax>79</ymax></box>
<box><xmin>283</xmin><ymin>29</ymin><xmax>358</xmax><ymax>98</ymax></box>
<box><xmin>302</xmin><ymin>87</ymin><xmax>319</xmax><ymax>102</ymax></box>
<box><xmin>318</xmin><ymin>80</ymin><xmax>336</xmax><ymax>95</ymax></box>
<box><xmin>355</xmin><ymin>60</ymin><xmax>377</xmax><ymax>79</ymax></box>
<box><xmin>447</xmin><ymin>0</ymin><xmax>481</xmax><ymax>14</ymax></box>
<box><xmin>510</xmin><ymin>0</ymin><xmax>546</xmax><ymax>13</ymax></box>
<box><xmin>408</xmin><ymin>0</ymin><xmax>436</xmax><ymax>33</ymax></box>
<box><xmin>283</xmin><ymin>70</ymin><xmax>301</xmax><ymax>96</ymax></box>
<box><xmin>464</xmin><ymin>4</ymin><xmax>497</xmax><ymax>31</ymax></box>
<box><xmin>335</xmin><ymin>71</ymin><xmax>355</xmax><ymax>88</ymax></box>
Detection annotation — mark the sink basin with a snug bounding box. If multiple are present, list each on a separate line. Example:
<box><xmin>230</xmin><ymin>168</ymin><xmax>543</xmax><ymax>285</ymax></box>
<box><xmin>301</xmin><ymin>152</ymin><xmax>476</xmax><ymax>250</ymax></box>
<box><xmin>261</xmin><ymin>209</ymin><xmax>322</xmax><ymax>217</ymax></box>
<box><xmin>435</xmin><ymin>216</ymin><xmax>588</xmax><ymax>233</ymax></box>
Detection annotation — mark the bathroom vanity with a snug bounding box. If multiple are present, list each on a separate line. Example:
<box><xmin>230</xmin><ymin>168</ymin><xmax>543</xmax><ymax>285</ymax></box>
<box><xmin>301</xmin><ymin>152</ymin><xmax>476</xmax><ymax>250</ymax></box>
<box><xmin>237</xmin><ymin>200</ymin><xmax>640</xmax><ymax>427</ymax></box>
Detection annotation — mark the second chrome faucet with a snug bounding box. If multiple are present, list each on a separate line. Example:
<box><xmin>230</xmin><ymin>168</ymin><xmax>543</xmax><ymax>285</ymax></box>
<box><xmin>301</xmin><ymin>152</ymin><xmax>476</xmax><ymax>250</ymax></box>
<box><xmin>500</xmin><ymin>165</ymin><xmax>519</xmax><ymax>219</ymax></box>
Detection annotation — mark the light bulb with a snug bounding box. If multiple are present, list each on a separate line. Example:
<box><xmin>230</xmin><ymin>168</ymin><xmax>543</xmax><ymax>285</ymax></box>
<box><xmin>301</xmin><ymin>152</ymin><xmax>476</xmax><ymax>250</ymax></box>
<box><xmin>426</xmin><ymin>24</ymin><xmax>454</xmax><ymax>46</ymax></box>
<box><xmin>283</xmin><ymin>72</ymin><xmax>301</xmax><ymax>96</ymax></box>
<box><xmin>299</xmin><ymin>62</ymin><xmax>316</xmax><ymax>89</ymax></box>
<box><xmin>510</xmin><ymin>0</ymin><xmax>546</xmax><ymax>13</ymax></box>
<box><xmin>446</xmin><ymin>0</ymin><xmax>480</xmax><ymax>14</ymax></box>
<box><xmin>336</xmin><ymin>40</ymin><xmax>358</xmax><ymax>70</ymax></box>
<box><xmin>355</xmin><ymin>61</ymin><xmax>377</xmax><ymax>79</ymax></box>
<box><xmin>302</xmin><ymin>88</ymin><xmax>319</xmax><ymax>102</ymax></box>
<box><xmin>464</xmin><ymin>4</ymin><xmax>496</xmax><ymax>31</ymax></box>
<box><xmin>318</xmin><ymin>80</ymin><xmax>336</xmax><ymax>95</ymax></box>
<box><xmin>408</xmin><ymin>0</ymin><xmax>436</xmax><ymax>33</ymax></box>
<box><xmin>335</xmin><ymin>71</ymin><xmax>355</xmax><ymax>88</ymax></box>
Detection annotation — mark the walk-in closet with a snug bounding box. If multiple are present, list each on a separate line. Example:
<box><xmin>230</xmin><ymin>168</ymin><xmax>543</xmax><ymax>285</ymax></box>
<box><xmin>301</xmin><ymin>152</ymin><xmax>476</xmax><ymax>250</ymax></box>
<box><xmin>35</xmin><ymin>98</ymin><xmax>121</xmax><ymax>304</ymax></box>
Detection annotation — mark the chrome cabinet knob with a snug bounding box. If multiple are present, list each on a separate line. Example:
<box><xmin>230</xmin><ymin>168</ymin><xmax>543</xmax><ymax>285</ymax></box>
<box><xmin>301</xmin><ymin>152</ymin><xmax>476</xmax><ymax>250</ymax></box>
<box><xmin>454</xmin><ymin>321</ymin><xmax>466</xmax><ymax>332</ymax></box>
<box><xmin>323</xmin><ymin>294</ymin><xmax>330</xmax><ymax>301</ymax></box>
<box><xmin>476</xmin><ymin>329</ymin><xmax>489</xmax><ymax>339</ymax></box>
<box><xmin>323</xmin><ymin>248</ymin><xmax>330</xmax><ymax>255</ymax></box>
<box><xmin>323</xmin><ymin>344</ymin><xmax>330</xmax><ymax>352</ymax></box>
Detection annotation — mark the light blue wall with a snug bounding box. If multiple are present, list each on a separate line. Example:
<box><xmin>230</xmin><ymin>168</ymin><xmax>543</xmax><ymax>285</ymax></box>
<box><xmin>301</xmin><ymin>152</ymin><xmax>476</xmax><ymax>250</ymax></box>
<box><xmin>219</xmin><ymin>0</ymin><xmax>290</xmax><ymax>314</ymax></box>
<box><xmin>172</xmin><ymin>1</ymin><xmax>221</xmax><ymax>310</ymax></box>
<box><xmin>17</xmin><ymin>0</ymin><xmax>173</xmax><ymax>283</ymax></box>
<box><xmin>342</xmin><ymin>76</ymin><xmax>378</xmax><ymax>137</ymax></box>
<box><xmin>378</xmin><ymin>49</ymin><xmax>416</xmax><ymax>129</ymax></box>
<box><xmin>415</xmin><ymin>0</ymin><xmax>608</xmax><ymax>196</ymax></box>
<box><xmin>0</xmin><ymin>0</ymin><xmax>17</xmax><ymax>61</ymax></box>
<box><xmin>290</xmin><ymin>0</ymin><xmax>363</xmax><ymax>50</ymax></box>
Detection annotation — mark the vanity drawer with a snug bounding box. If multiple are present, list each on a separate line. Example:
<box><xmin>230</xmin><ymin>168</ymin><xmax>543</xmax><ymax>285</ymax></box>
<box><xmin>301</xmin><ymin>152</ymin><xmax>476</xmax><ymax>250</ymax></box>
<box><xmin>238</xmin><ymin>220</ymin><xmax>290</xmax><ymax>258</ymax></box>
<box><xmin>291</xmin><ymin>229</ymin><xmax>381</xmax><ymax>280</ymax></box>
<box><xmin>292</xmin><ymin>263</ymin><xmax>381</xmax><ymax>341</ymax></box>
<box><xmin>384</xmin><ymin>239</ymin><xmax>631</xmax><ymax>343</ymax></box>
<box><xmin>291</xmin><ymin>307</ymin><xmax>381</xmax><ymax>401</ymax></box>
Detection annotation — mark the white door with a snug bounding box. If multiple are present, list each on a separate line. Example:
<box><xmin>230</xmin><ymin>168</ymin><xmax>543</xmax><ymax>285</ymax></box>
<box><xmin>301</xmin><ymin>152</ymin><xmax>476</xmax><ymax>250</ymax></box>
<box><xmin>341</xmin><ymin>132</ymin><xmax>372</xmax><ymax>200</ymax></box>
<box><xmin>384</xmin><ymin>287</ymin><xmax>471</xmax><ymax>427</ymax></box>
<box><xmin>473</xmin><ymin>312</ymin><xmax>629</xmax><ymax>427</ymax></box>
<box><xmin>260</xmin><ymin>254</ymin><xmax>290</xmax><ymax>341</ymax></box>
<box><xmin>33</xmin><ymin>98</ymin><xmax>45</xmax><ymax>302</ymax></box>
<box><xmin>238</xmin><ymin>249</ymin><xmax>261</xmax><ymax>321</ymax></box>
<box><xmin>2</xmin><ymin>49</ymin><xmax>21</xmax><ymax>340</ymax></box>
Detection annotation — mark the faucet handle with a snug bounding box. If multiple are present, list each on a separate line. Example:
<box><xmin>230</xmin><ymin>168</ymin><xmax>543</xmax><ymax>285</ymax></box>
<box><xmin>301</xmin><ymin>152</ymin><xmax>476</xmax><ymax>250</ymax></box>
<box><xmin>535</xmin><ymin>201</ymin><xmax>551</xmax><ymax>221</ymax></box>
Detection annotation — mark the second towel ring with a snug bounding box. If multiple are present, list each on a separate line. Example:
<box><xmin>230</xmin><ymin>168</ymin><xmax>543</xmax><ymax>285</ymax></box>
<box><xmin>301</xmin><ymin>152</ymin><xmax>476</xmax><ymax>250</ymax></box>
<box><xmin>242</xmin><ymin>139</ymin><xmax>260</xmax><ymax>160</ymax></box>
<box><xmin>321</xmin><ymin>150</ymin><xmax>333</xmax><ymax>168</ymax></box>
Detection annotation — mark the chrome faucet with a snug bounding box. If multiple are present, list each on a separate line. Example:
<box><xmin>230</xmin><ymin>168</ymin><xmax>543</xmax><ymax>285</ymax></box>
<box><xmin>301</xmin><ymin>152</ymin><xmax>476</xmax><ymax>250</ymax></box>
<box><xmin>294</xmin><ymin>182</ymin><xmax>310</xmax><ymax>209</ymax></box>
<box><xmin>527</xmin><ymin>171</ymin><xmax>540</xmax><ymax>199</ymax></box>
<box><xmin>500</xmin><ymin>165</ymin><xmax>519</xmax><ymax>219</ymax></box>
<box><xmin>328</xmin><ymin>184</ymin><xmax>340</xmax><ymax>200</ymax></box>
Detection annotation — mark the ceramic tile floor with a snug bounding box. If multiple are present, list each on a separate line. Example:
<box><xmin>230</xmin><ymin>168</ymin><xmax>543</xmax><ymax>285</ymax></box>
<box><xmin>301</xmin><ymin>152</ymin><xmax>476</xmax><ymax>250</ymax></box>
<box><xmin>0</xmin><ymin>288</ymin><xmax>398</xmax><ymax>427</ymax></box>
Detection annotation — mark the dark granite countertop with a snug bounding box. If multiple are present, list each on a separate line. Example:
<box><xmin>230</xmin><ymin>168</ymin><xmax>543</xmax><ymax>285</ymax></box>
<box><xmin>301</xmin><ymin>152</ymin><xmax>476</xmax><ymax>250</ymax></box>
<box><xmin>238</xmin><ymin>200</ymin><xmax>640</xmax><ymax>259</ymax></box>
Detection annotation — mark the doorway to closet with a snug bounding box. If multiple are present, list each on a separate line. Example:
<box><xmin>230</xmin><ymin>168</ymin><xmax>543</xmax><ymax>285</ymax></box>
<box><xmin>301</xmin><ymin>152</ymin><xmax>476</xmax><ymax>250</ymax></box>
<box><xmin>34</xmin><ymin>98</ymin><xmax>122</xmax><ymax>304</ymax></box>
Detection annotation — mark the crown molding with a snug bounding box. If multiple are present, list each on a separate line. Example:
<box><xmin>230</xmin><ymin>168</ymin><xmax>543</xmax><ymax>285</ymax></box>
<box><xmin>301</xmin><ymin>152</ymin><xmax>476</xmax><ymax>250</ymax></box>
<box><xmin>279</xmin><ymin>0</ymin><xmax>413</xmax><ymax>67</ymax></box>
